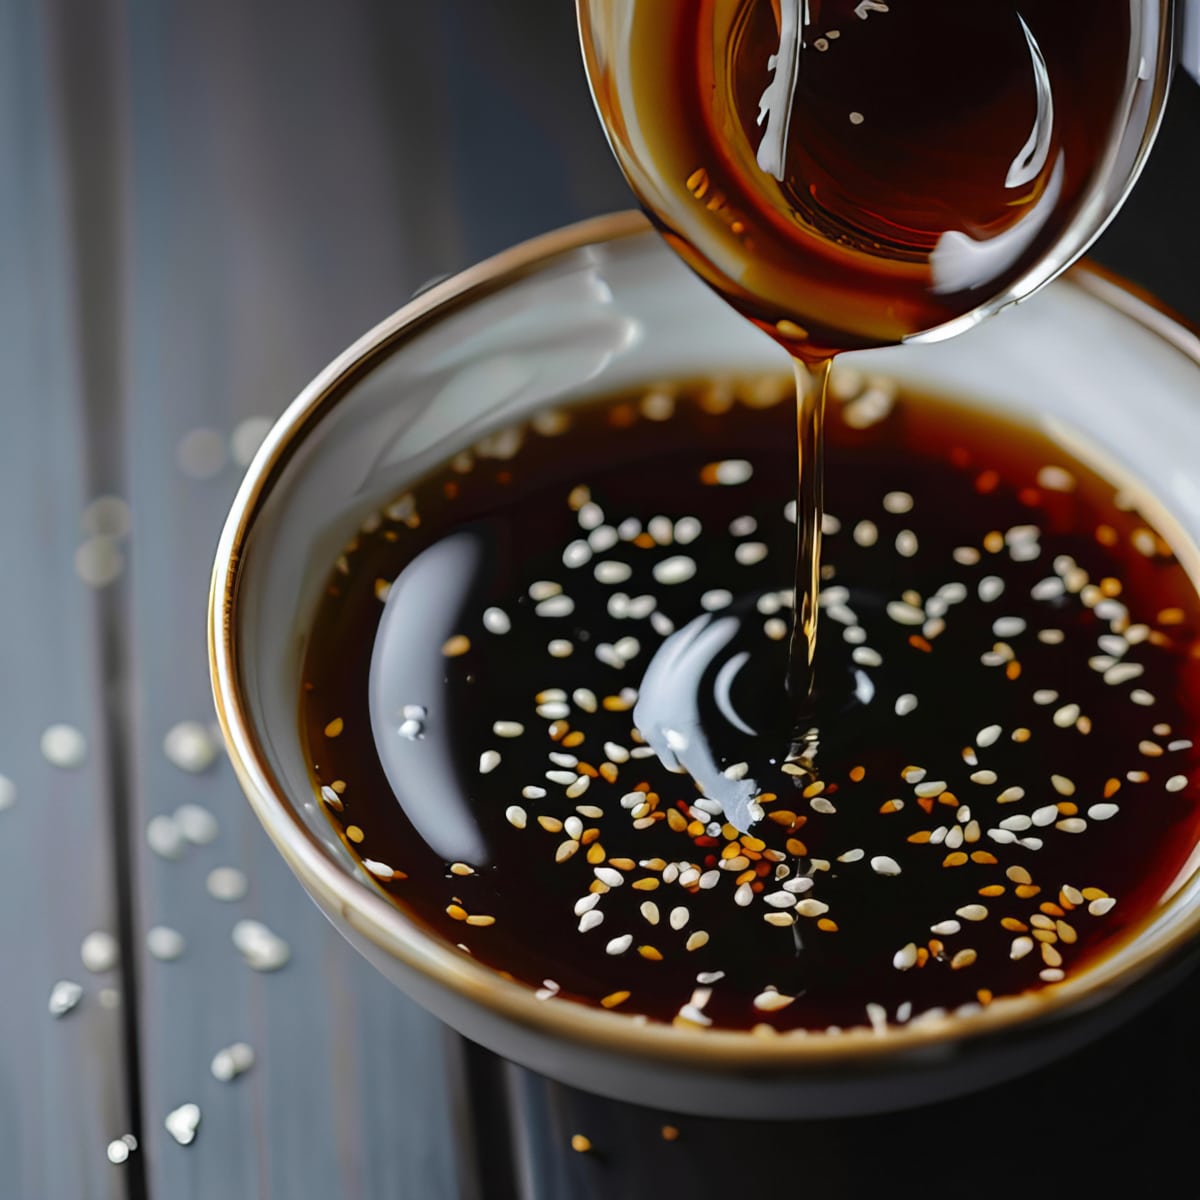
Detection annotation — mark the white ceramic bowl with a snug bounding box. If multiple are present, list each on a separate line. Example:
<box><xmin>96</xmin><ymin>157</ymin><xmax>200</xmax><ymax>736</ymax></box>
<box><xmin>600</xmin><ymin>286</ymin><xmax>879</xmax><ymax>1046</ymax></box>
<box><xmin>211</xmin><ymin>213</ymin><xmax>1200</xmax><ymax>1118</ymax></box>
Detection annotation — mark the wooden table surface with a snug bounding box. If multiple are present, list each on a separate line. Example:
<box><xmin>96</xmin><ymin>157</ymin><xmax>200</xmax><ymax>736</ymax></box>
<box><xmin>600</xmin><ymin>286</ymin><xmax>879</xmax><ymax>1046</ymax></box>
<box><xmin>2</xmin><ymin>4</ymin><xmax>1198</xmax><ymax>1197</ymax></box>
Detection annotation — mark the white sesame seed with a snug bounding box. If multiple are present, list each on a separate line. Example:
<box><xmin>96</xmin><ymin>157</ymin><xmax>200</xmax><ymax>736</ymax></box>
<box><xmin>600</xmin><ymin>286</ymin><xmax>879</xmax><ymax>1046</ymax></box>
<box><xmin>811</xmin><ymin>797</ymin><xmax>837</xmax><ymax>814</ymax></box>
<box><xmin>977</xmin><ymin>725</ymin><xmax>1002</xmax><ymax>748</ymax></box>
<box><xmin>894</xmin><ymin>694</ymin><xmax>918</xmax><ymax>717</ymax></box>
<box><xmin>547</xmin><ymin>640</ymin><xmax>574</xmax><ymax>658</ymax></box>
<box><xmin>1032</xmin><ymin>689</ymin><xmax>1059</xmax><ymax>706</ymax></box>
<box><xmin>992</xmin><ymin>617</ymin><xmax>1027</xmax><ymax>638</ymax></box>
<box><xmin>653</xmin><ymin>556</ymin><xmax>696</xmax><ymax>585</ymax></box>
<box><xmin>1088</xmin><ymin>897</ymin><xmax>1117</xmax><ymax>916</ymax></box>
<box><xmin>1131</xmin><ymin>689</ymin><xmax>1156</xmax><ymax>707</ymax></box>
<box><xmin>999</xmin><ymin>815</ymin><xmax>1032</xmax><ymax>832</ymax></box>
<box><xmin>853</xmin><ymin>520</ymin><xmax>878</xmax><ymax>547</ymax></box>
<box><xmin>870</xmin><ymin>855</ymin><xmax>901</xmax><ymax>876</ymax></box>
<box><xmin>206</xmin><ymin>867</ymin><xmax>248</xmax><ymax>902</ymax></box>
<box><xmin>565</xmin><ymin>775</ymin><xmax>591</xmax><ymax>799</ymax></box>
<box><xmin>40</xmin><ymin>724</ymin><xmax>87</xmax><ymax>769</ymax></box>
<box><xmin>605</xmin><ymin>935</ymin><xmax>633</xmax><ymax>956</ymax></box>
<box><xmin>1103</xmin><ymin>662</ymin><xmax>1145</xmax><ymax>686</ymax></box>
<box><xmin>751</xmin><ymin>988</ymin><xmax>795</xmax><ymax>1012</ymax></box>
<box><xmin>164</xmin><ymin>1103</ymin><xmax>202</xmax><ymax>1147</ymax></box>
<box><xmin>711</xmin><ymin>459</ymin><xmax>753</xmax><ymax>485</ymax></box>
<box><xmin>883</xmin><ymin>491</ymin><xmax>913</xmax><ymax>514</ymax></box>
<box><xmin>764</xmin><ymin>891</ymin><xmax>796</xmax><ymax>908</ymax></box>
<box><xmin>578</xmin><ymin>503</ymin><xmax>604</xmax><ymax>530</ymax></box>
<box><xmin>1167</xmin><ymin>775</ymin><xmax>1188</xmax><ymax>792</ymax></box>
<box><xmin>988</xmin><ymin>829</ymin><xmax>1017</xmax><ymax>844</ymax></box>
<box><xmin>146</xmin><ymin>926</ymin><xmax>186</xmax><ymax>961</ymax></box>
<box><xmin>734</xmin><ymin>883</ymin><xmax>754</xmax><ymax>907</ymax></box>
<box><xmin>735</xmin><ymin>542</ymin><xmax>769</xmax><ymax>566</ymax></box>
<box><xmin>795</xmin><ymin>898</ymin><xmax>830</xmax><ymax>917</ymax></box>
<box><xmin>852</xmin><ymin>646</ymin><xmax>883</xmax><ymax>668</ymax></box>
<box><xmin>969</xmin><ymin>770</ymin><xmax>998</xmax><ymax>785</ymax></box>
<box><xmin>562</xmin><ymin>540</ymin><xmax>592</xmax><ymax>569</ymax></box>
<box><xmin>886</xmin><ymin>601</ymin><xmax>924</xmax><ymax>627</ymax></box>
<box><xmin>48</xmin><ymin>979</ymin><xmax>83</xmax><ymax>1018</ymax></box>
<box><xmin>505</xmin><ymin>806</ymin><xmax>527</xmax><ymax>829</ymax></box>
<box><xmin>1017</xmin><ymin>836</ymin><xmax>1044</xmax><ymax>851</ymax></box>
<box><xmin>1030</xmin><ymin>805</ymin><xmax>1058</xmax><ymax>827</ymax></box>
<box><xmin>536</xmin><ymin>702</ymin><xmax>570</xmax><ymax>720</ymax></box>
<box><xmin>529</xmin><ymin>581</ymin><xmax>562</xmax><ymax>602</ymax></box>
<box><xmin>578</xmin><ymin>910</ymin><xmax>604</xmax><ymax>933</ymax></box>
<box><xmin>145</xmin><ymin>814</ymin><xmax>186</xmax><ymax>860</ymax></box>
<box><xmin>575</xmin><ymin>895</ymin><xmax>600</xmax><ymax>916</ymax></box>
<box><xmin>479</xmin><ymin>750</ymin><xmax>502</xmax><ymax>775</ymax></box>
<box><xmin>978</xmin><ymin>577</ymin><xmax>1004</xmax><ymax>603</ymax></box>
<box><xmin>81</xmin><ymin>931</ymin><xmax>120</xmax><ymax>973</ymax></box>
<box><xmin>588</xmin><ymin>525</ymin><xmax>619</xmax><ymax>552</ymax></box>
<box><xmin>1053</xmin><ymin>704</ymin><xmax>1081</xmax><ymax>727</ymax></box>
<box><xmin>893</xmin><ymin>943</ymin><xmax>918</xmax><ymax>971</ymax></box>
<box><xmin>493</xmin><ymin>721</ymin><xmax>525</xmax><ymax>739</ymax></box>
<box><xmin>1056</xmin><ymin>818</ymin><xmax>1087</xmax><ymax>834</ymax></box>
<box><xmin>701</xmin><ymin>589</ymin><xmax>732</xmax><ymax>611</ymax></box>
<box><xmin>211</xmin><ymin>1042</ymin><xmax>255</xmax><ymax>1083</ymax></box>
<box><xmin>594</xmin><ymin>561</ymin><xmax>633</xmax><ymax>586</ymax></box>
<box><xmin>535</xmin><ymin>595</ymin><xmax>575</xmax><ymax>618</ymax></box>
<box><xmin>956</xmin><ymin>904</ymin><xmax>988</xmax><ymax>922</ymax></box>
<box><xmin>930</xmin><ymin>920</ymin><xmax>961</xmax><ymax>936</ymax></box>
<box><xmin>894</xmin><ymin>530</ymin><xmax>918</xmax><ymax>557</ymax></box>
<box><xmin>482</xmin><ymin>607</ymin><xmax>511</xmax><ymax>634</ymax></box>
<box><xmin>1039</xmin><ymin>968</ymin><xmax>1065</xmax><ymax>983</ymax></box>
<box><xmin>175</xmin><ymin>803</ymin><xmax>220</xmax><ymax>845</ymax></box>
<box><xmin>914</xmin><ymin>780</ymin><xmax>947</xmax><ymax>798</ymax></box>
<box><xmin>594</xmin><ymin>867</ymin><xmax>624</xmax><ymax>887</ymax></box>
<box><xmin>675</xmin><ymin>517</ymin><xmax>702</xmax><ymax>544</ymax></box>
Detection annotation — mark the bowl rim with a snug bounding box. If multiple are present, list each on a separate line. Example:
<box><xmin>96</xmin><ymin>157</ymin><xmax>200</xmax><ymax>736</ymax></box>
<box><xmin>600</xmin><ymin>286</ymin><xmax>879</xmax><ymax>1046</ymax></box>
<box><xmin>210</xmin><ymin>209</ymin><xmax>1200</xmax><ymax>1071</ymax></box>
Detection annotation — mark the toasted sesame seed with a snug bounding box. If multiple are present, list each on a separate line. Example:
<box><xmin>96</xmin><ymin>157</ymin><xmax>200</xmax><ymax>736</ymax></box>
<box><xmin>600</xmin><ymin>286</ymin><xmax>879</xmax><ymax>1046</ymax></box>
<box><xmin>752</xmin><ymin>988</ymin><xmax>795</xmax><ymax>1012</ymax></box>
<box><xmin>571</xmin><ymin>1135</ymin><xmax>592</xmax><ymax>1154</ymax></box>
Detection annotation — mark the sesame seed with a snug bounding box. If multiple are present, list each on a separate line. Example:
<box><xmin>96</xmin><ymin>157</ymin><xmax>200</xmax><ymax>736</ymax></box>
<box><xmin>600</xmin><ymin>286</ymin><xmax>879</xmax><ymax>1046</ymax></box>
<box><xmin>752</xmin><ymin>988</ymin><xmax>795</xmax><ymax>1012</ymax></box>
<box><xmin>870</xmin><ymin>856</ymin><xmax>901</xmax><ymax>876</ymax></box>
<box><xmin>81</xmin><ymin>931</ymin><xmax>120</xmax><ymax>973</ymax></box>
<box><xmin>1167</xmin><ymin>775</ymin><xmax>1188</xmax><ymax>792</ymax></box>
<box><xmin>852</xmin><ymin>646</ymin><xmax>882</xmax><ymax>667</ymax></box>
<box><xmin>479</xmin><ymin>750</ymin><xmax>502</xmax><ymax>774</ymax></box>
<box><xmin>1010</xmin><ymin>937</ymin><xmax>1034</xmax><ymax>960</ymax></box>
<box><xmin>930</xmin><ymin>920</ymin><xmax>960</xmax><ymax>935</ymax></box>
<box><xmin>578</xmin><ymin>910</ymin><xmax>604</xmax><ymax>933</ymax></box>
<box><xmin>950</xmin><ymin>949</ymin><xmax>977</xmax><ymax>970</ymax></box>
<box><xmin>493</xmin><ymin>721</ymin><xmax>524</xmax><ymax>739</ymax></box>
<box><xmin>548</xmin><ymin>640</ymin><xmax>574</xmax><ymax>658</ymax></box>
<box><xmin>1103</xmin><ymin>662</ymin><xmax>1144</xmax><ymax>686</ymax></box>
<box><xmin>1052</xmin><ymin>703</ymin><xmax>1081</xmax><ymax>728</ymax></box>
<box><xmin>441</xmin><ymin>635</ymin><xmax>471</xmax><ymax>657</ymax></box>
<box><xmin>48</xmin><ymin>980</ymin><xmax>83</xmax><ymax>1018</ymax></box>
<box><xmin>853</xmin><ymin>520</ymin><xmax>878</xmax><ymax>547</ymax></box>
<box><xmin>206</xmin><ymin>867</ymin><xmax>249</xmax><ymax>902</ymax></box>
<box><xmin>894</xmin><ymin>530</ymin><xmax>918</xmax><ymax>557</ymax></box>
<box><xmin>707</xmin><ymin>459</ymin><xmax>753</xmax><ymax>485</ymax></box>
<box><xmin>562</xmin><ymin>540</ymin><xmax>592</xmax><ymax>569</ymax></box>
<box><xmin>893</xmin><ymin>943</ymin><xmax>917</xmax><ymax>971</ymax></box>
<box><xmin>40</xmin><ymin>724</ymin><xmax>87</xmax><ymax>769</ymax></box>
<box><xmin>883</xmin><ymin>490</ymin><xmax>913</xmax><ymax>514</ymax></box>
<box><xmin>886</xmin><ymin>601</ymin><xmax>924</xmax><ymax>626</ymax></box>
<box><xmin>605</xmin><ymin>934</ymin><xmax>633</xmax><ymax>956</ymax></box>
<box><xmin>978</xmin><ymin>576</ymin><xmax>1004</xmax><ymax>603</ymax></box>
<box><xmin>535</xmin><ymin>595</ymin><xmax>575</xmax><ymax>618</ymax></box>
<box><xmin>211</xmin><ymin>1042</ymin><xmax>255</xmax><ymax>1083</ymax></box>
<box><xmin>653</xmin><ymin>556</ymin><xmax>697</xmax><ymax>585</ymax></box>
<box><xmin>956</xmin><ymin>904</ymin><xmax>988</xmax><ymax>922</ymax></box>
<box><xmin>1088</xmin><ymin>897</ymin><xmax>1117</xmax><ymax>916</ymax></box>
<box><xmin>894</xmin><ymin>694</ymin><xmax>917</xmax><ymax>717</ymax></box>
<box><xmin>571</xmin><ymin>1135</ymin><xmax>592</xmax><ymax>1154</ymax></box>
<box><xmin>686</xmin><ymin>931</ymin><xmax>709</xmax><ymax>951</ymax></box>
<box><xmin>735</xmin><ymin>542</ymin><xmax>769</xmax><ymax>565</ymax></box>
<box><xmin>977</xmin><ymin>725</ymin><xmax>1002</xmax><ymax>748</ymax></box>
<box><xmin>146</xmin><ymin>926</ymin><xmax>186</xmax><ymax>961</ymax></box>
<box><xmin>481</xmin><ymin>607</ymin><xmax>512</xmax><ymax>636</ymax></box>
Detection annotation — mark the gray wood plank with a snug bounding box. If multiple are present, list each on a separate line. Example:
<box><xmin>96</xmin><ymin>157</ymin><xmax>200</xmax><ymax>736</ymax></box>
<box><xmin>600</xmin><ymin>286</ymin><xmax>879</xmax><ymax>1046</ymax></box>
<box><xmin>114</xmin><ymin>0</ymin><xmax>621</xmax><ymax>1196</ymax></box>
<box><xmin>0</xmin><ymin>3</ymin><xmax>137</xmax><ymax>1197</ymax></box>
